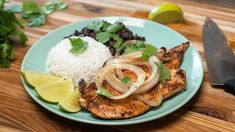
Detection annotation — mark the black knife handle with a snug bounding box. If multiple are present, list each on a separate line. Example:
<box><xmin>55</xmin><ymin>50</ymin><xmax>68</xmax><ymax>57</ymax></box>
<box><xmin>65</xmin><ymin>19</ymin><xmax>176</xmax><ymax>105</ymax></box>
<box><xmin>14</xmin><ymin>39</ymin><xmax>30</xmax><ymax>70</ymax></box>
<box><xmin>223</xmin><ymin>79</ymin><xmax>235</xmax><ymax>95</ymax></box>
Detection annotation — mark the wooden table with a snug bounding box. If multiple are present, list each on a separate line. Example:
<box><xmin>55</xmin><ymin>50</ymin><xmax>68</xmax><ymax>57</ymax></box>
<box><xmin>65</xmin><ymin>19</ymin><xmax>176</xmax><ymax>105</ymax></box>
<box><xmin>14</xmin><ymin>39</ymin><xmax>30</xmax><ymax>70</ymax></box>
<box><xmin>1</xmin><ymin>0</ymin><xmax>235</xmax><ymax>131</ymax></box>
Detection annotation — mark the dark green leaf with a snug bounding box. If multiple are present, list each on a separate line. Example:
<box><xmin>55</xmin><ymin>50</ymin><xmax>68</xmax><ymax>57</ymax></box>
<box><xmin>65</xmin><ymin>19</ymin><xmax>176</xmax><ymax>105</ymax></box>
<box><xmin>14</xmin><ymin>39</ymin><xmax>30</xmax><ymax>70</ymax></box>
<box><xmin>87</xmin><ymin>21</ymin><xmax>104</xmax><ymax>32</ymax></box>
<box><xmin>106</xmin><ymin>22</ymin><xmax>124</xmax><ymax>33</ymax></box>
<box><xmin>0</xmin><ymin>42</ymin><xmax>14</xmax><ymax>68</ymax></box>
<box><xmin>8</xmin><ymin>4</ymin><xmax>22</xmax><ymax>13</ymax></box>
<box><xmin>155</xmin><ymin>62</ymin><xmax>171</xmax><ymax>83</ymax></box>
<box><xmin>141</xmin><ymin>44</ymin><xmax>156</xmax><ymax>60</ymax></box>
<box><xmin>112</xmin><ymin>34</ymin><xmax>123</xmax><ymax>53</ymax></box>
<box><xmin>96</xmin><ymin>88</ymin><xmax>112</xmax><ymax>97</ymax></box>
<box><xmin>122</xmin><ymin>41</ymin><xmax>143</xmax><ymax>54</ymax></box>
<box><xmin>16</xmin><ymin>19</ymin><xmax>24</xmax><ymax>28</ymax></box>
<box><xmin>112</xmin><ymin>34</ymin><xmax>123</xmax><ymax>44</ymax></box>
<box><xmin>135</xmin><ymin>41</ymin><xmax>145</xmax><ymax>49</ymax></box>
<box><xmin>69</xmin><ymin>38</ymin><xmax>88</xmax><ymax>54</ymax></box>
<box><xmin>121</xmin><ymin>76</ymin><xmax>131</xmax><ymax>84</ymax></box>
<box><xmin>101</xmin><ymin>21</ymin><xmax>111</xmax><ymax>31</ymax></box>
<box><xmin>14</xmin><ymin>31</ymin><xmax>28</xmax><ymax>45</ymax></box>
<box><xmin>96</xmin><ymin>32</ymin><xmax>111</xmax><ymax>43</ymax></box>
<box><xmin>22</xmin><ymin>0</ymin><xmax>41</xmax><ymax>18</ymax></box>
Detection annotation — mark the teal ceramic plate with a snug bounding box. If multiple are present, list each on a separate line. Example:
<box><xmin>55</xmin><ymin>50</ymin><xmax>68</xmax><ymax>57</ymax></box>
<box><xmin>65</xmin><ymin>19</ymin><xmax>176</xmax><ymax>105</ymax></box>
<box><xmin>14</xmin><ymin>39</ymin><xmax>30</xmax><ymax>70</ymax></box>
<box><xmin>21</xmin><ymin>17</ymin><xmax>203</xmax><ymax>125</ymax></box>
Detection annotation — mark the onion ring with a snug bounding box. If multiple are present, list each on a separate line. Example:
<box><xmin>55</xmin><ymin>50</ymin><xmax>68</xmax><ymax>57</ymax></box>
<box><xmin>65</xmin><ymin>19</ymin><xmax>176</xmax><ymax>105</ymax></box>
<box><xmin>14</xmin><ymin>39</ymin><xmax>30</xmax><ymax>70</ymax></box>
<box><xmin>95</xmin><ymin>63</ymin><xmax>146</xmax><ymax>100</ymax></box>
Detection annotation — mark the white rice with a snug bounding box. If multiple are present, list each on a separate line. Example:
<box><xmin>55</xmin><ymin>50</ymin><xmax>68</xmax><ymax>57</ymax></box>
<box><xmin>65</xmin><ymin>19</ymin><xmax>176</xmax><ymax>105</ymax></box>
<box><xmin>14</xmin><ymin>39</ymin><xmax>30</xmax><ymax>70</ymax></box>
<box><xmin>46</xmin><ymin>36</ymin><xmax>112</xmax><ymax>85</ymax></box>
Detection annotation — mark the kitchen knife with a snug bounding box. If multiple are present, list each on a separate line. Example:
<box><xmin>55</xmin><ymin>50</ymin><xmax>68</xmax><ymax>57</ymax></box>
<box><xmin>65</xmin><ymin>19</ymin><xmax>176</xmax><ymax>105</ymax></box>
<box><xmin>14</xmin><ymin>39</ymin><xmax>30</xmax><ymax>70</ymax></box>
<box><xmin>203</xmin><ymin>17</ymin><xmax>235</xmax><ymax>95</ymax></box>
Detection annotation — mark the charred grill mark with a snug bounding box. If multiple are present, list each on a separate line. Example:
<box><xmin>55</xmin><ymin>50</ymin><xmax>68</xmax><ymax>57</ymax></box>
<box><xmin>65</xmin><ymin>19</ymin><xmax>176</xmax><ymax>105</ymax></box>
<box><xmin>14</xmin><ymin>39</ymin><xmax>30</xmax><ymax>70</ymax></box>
<box><xmin>164</xmin><ymin>42</ymin><xmax>189</xmax><ymax>69</ymax></box>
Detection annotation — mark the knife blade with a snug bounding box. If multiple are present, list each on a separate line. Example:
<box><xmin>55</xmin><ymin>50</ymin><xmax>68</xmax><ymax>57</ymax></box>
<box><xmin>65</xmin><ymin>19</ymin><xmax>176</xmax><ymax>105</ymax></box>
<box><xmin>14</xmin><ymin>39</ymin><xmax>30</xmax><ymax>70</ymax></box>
<box><xmin>203</xmin><ymin>17</ymin><xmax>235</xmax><ymax>95</ymax></box>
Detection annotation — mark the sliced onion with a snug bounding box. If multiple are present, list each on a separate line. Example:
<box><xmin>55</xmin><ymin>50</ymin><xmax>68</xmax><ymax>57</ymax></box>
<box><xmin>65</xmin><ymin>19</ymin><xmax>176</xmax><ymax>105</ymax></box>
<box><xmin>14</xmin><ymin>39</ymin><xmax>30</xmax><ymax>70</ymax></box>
<box><xmin>116</xmin><ymin>61</ymin><xmax>150</xmax><ymax>79</ymax></box>
<box><xmin>116</xmin><ymin>69</ymin><xmax>124</xmax><ymax>79</ymax></box>
<box><xmin>106</xmin><ymin>58</ymin><xmax>133</xmax><ymax>66</ymax></box>
<box><xmin>134</xmin><ymin>56</ymin><xmax>160</xmax><ymax>94</ymax></box>
<box><xmin>95</xmin><ymin>63</ymin><xmax>146</xmax><ymax>100</ymax></box>
<box><xmin>105</xmin><ymin>71</ymin><xmax>129</xmax><ymax>93</ymax></box>
<box><xmin>135</xmin><ymin>93</ymin><xmax>163</xmax><ymax>107</ymax></box>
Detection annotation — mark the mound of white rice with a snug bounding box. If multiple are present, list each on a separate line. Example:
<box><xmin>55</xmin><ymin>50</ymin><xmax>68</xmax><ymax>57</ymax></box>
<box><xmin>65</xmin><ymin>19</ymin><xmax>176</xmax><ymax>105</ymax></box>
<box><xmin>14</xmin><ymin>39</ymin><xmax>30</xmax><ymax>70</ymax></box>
<box><xmin>46</xmin><ymin>36</ymin><xmax>112</xmax><ymax>85</ymax></box>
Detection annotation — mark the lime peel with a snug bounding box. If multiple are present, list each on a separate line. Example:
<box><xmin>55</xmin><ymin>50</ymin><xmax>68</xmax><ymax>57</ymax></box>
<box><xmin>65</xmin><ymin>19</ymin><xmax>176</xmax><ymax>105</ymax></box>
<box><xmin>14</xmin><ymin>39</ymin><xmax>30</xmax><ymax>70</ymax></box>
<box><xmin>35</xmin><ymin>79</ymin><xmax>74</xmax><ymax>103</ymax></box>
<box><xmin>21</xmin><ymin>71</ymin><xmax>63</xmax><ymax>88</ymax></box>
<box><xmin>59</xmin><ymin>88</ymin><xmax>81</xmax><ymax>113</ymax></box>
<box><xmin>148</xmin><ymin>3</ymin><xmax>184</xmax><ymax>24</ymax></box>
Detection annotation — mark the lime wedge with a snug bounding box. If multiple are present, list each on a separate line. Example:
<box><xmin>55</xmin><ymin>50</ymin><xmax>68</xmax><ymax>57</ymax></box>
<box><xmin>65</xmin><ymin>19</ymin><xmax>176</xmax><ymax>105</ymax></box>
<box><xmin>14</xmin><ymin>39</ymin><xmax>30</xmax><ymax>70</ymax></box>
<box><xmin>148</xmin><ymin>3</ymin><xmax>183</xmax><ymax>24</ymax></box>
<box><xmin>21</xmin><ymin>71</ymin><xmax>63</xmax><ymax>88</ymax></box>
<box><xmin>35</xmin><ymin>79</ymin><xmax>74</xmax><ymax>103</ymax></box>
<box><xmin>59</xmin><ymin>88</ymin><xmax>80</xmax><ymax>113</ymax></box>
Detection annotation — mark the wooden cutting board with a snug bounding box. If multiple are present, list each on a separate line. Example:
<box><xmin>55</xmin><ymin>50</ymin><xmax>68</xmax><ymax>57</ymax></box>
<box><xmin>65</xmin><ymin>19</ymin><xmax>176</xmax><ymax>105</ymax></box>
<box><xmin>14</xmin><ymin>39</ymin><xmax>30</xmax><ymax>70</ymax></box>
<box><xmin>0</xmin><ymin>0</ymin><xmax>235</xmax><ymax>131</ymax></box>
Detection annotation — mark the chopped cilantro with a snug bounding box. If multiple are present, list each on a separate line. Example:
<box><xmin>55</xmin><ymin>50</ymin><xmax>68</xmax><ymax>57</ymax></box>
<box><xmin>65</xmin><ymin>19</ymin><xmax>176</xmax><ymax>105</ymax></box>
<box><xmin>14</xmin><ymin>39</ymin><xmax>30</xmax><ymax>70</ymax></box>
<box><xmin>96</xmin><ymin>32</ymin><xmax>112</xmax><ymax>43</ymax></box>
<box><xmin>122</xmin><ymin>41</ymin><xmax>145</xmax><ymax>54</ymax></box>
<box><xmin>124</xmin><ymin>44</ymin><xmax>138</xmax><ymax>53</ymax></box>
<box><xmin>155</xmin><ymin>62</ymin><xmax>171</xmax><ymax>83</ymax></box>
<box><xmin>141</xmin><ymin>44</ymin><xmax>157</xmax><ymax>60</ymax></box>
<box><xmin>112</xmin><ymin>34</ymin><xmax>123</xmax><ymax>44</ymax></box>
<box><xmin>96</xmin><ymin>88</ymin><xmax>112</xmax><ymax>97</ymax></box>
<box><xmin>135</xmin><ymin>41</ymin><xmax>145</xmax><ymax>49</ymax></box>
<box><xmin>87</xmin><ymin>21</ymin><xmax>104</xmax><ymax>32</ymax></box>
<box><xmin>121</xmin><ymin>76</ymin><xmax>131</xmax><ymax>84</ymax></box>
<box><xmin>101</xmin><ymin>21</ymin><xmax>111</xmax><ymax>31</ymax></box>
<box><xmin>106</xmin><ymin>22</ymin><xmax>124</xmax><ymax>33</ymax></box>
<box><xmin>69</xmin><ymin>38</ymin><xmax>88</xmax><ymax>55</ymax></box>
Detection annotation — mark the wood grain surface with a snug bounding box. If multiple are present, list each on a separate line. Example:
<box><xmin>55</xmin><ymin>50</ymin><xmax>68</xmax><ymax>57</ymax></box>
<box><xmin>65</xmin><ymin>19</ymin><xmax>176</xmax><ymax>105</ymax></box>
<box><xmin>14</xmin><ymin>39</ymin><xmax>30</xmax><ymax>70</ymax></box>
<box><xmin>1</xmin><ymin>0</ymin><xmax>235</xmax><ymax>131</ymax></box>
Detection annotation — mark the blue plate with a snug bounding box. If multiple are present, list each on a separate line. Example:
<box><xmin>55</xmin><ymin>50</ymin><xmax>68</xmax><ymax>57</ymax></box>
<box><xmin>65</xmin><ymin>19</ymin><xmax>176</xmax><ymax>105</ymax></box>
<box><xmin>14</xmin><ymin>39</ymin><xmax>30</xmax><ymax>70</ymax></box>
<box><xmin>21</xmin><ymin>17</ymin><xmax>203</xmax><ymax>125</ymax></box>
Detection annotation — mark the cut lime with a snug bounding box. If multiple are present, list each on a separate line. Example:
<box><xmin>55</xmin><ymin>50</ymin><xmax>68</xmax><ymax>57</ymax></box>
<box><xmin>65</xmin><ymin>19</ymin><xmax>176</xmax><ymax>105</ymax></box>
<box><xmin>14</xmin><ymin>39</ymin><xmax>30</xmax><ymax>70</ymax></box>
<box><xmin>148</xmin><ymin>3</ymin><xmax>183</xmax><ymax>24</ymax></box>
<box><xmin>21</xmin><ymin>71</ymin><xmax>63</xmax><ymax>88</ymax></box>
<box><xmin>35</xmin><ymin>79</ymin><xmax>74</xmax><ymax>103</ymax></box>
<box><xmin>59</xmin><ymin>88</ymin><xmax>80</xmax><ymax>113</ymax></box>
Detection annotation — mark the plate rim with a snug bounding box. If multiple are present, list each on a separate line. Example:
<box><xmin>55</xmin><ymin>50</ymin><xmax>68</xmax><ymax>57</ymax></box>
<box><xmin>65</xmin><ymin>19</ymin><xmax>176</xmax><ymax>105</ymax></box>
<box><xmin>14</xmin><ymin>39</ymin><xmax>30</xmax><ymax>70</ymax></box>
<box><xmin>21</xmin><ymin>16</ymin><xmax>204</xmax><ymax>125</ymax></box>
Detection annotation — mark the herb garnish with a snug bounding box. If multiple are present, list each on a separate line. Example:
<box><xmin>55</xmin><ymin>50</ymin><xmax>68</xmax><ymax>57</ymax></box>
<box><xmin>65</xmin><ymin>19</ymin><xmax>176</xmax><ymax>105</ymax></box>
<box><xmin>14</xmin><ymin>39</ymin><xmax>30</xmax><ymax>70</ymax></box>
<box><xmin>96</xmin><ymin>31</ymin><xmax>112</xmax><ymax>43</ymax></box>
<box><xmin>121</xmin><ymin>76</ymin><xmax>131</xmax><ymax>84</ymax></box>
<box><xmin>96</xmin><ymin>88</ymin><xmax>112</xmax><ymax>97</ymax></box>
<box><xmin>155</xmin><ymin>62</ymin><xmax>171</xmax><ymax>83</ymax></box>
<box><xmin>69</xmin><ymin>38</ymin><xmax>88</xmax><ymax>55</ymax></box>
<box><xmin>88</xmin><ymin>21</ymin><xmax>124</xmax><ymax>45</ymax></box>
<box><xmin>141</xmin><ymin>44</ymin><xmax>157</xmax><ymax>60</ymax></box>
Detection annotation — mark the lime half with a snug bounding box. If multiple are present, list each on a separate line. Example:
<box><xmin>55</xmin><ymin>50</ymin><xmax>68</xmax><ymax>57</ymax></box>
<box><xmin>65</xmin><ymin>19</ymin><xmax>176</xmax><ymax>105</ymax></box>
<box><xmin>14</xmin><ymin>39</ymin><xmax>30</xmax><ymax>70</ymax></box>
<box><xmin>59</xmin><ymin>88</ymin><xmax>80</xmax><ymax>113</ymax></box>
<box><xmin>21</xmin><ymin>71</ymin><xmax>63</xmax><ymax>88</ymax></box>
<box><xmin>35</xmin><ymin>79</ymin><xmax>74</xmax><ymax>103</ymax></box>
<box><xmin>148</xmin><ymin>3</ymin><xmax>183</xmax><ymax>24</ymax></box>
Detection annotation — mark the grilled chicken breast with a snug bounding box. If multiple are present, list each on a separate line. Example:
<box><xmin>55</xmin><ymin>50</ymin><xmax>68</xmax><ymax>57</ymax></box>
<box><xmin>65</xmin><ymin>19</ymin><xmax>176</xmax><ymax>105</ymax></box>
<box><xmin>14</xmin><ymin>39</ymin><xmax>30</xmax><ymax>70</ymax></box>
<box><xmin>79</xmin><ymin>42</ymin><xmax>189</xmax><ymax>119</ymax></box>
<box><xmin>164</xmin><ymin>42</ymin><xmax>189</xmax><ymax>69</ymax></box>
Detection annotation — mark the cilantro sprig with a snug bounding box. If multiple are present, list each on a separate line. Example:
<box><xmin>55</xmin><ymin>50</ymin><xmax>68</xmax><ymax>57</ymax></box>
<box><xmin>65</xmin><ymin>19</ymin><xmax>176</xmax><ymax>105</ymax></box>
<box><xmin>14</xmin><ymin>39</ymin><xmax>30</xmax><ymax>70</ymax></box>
<box><xmin>121</xmin><ymin>76</ymin><xmax>131</xmax><ymax>84</ymax></box>
<box><xmin>88</xmin><ymin>21</ymin><xmax>124</xmax><ymax>46</ymax></box>
<box><xmin>141</xmin><ymin>44</ymin><xmax>157</xmax><ymax>60</ymax></box>
<box><xmin>69</xmin><ymin>38</ymin><xmax>88</xmax><ymax>55</ymax></box>
<box><xmin>9</xmin><ymin>0</ymin><xmax>67</xmax><ymax>27</ymax></box>
<box><xmin>155</xmin><ymin>62</ymin><xmax>171</xmax><ymax>83</ymax></box>
<box><xmin>0</xmin><ymin>1</ymin><xmax>28</xmax><ymax>68</ymax></box>
<box><xmin>96</xmin><ymin>88</ymin><xmax>112</xmax><ymax>97</ymax></box>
